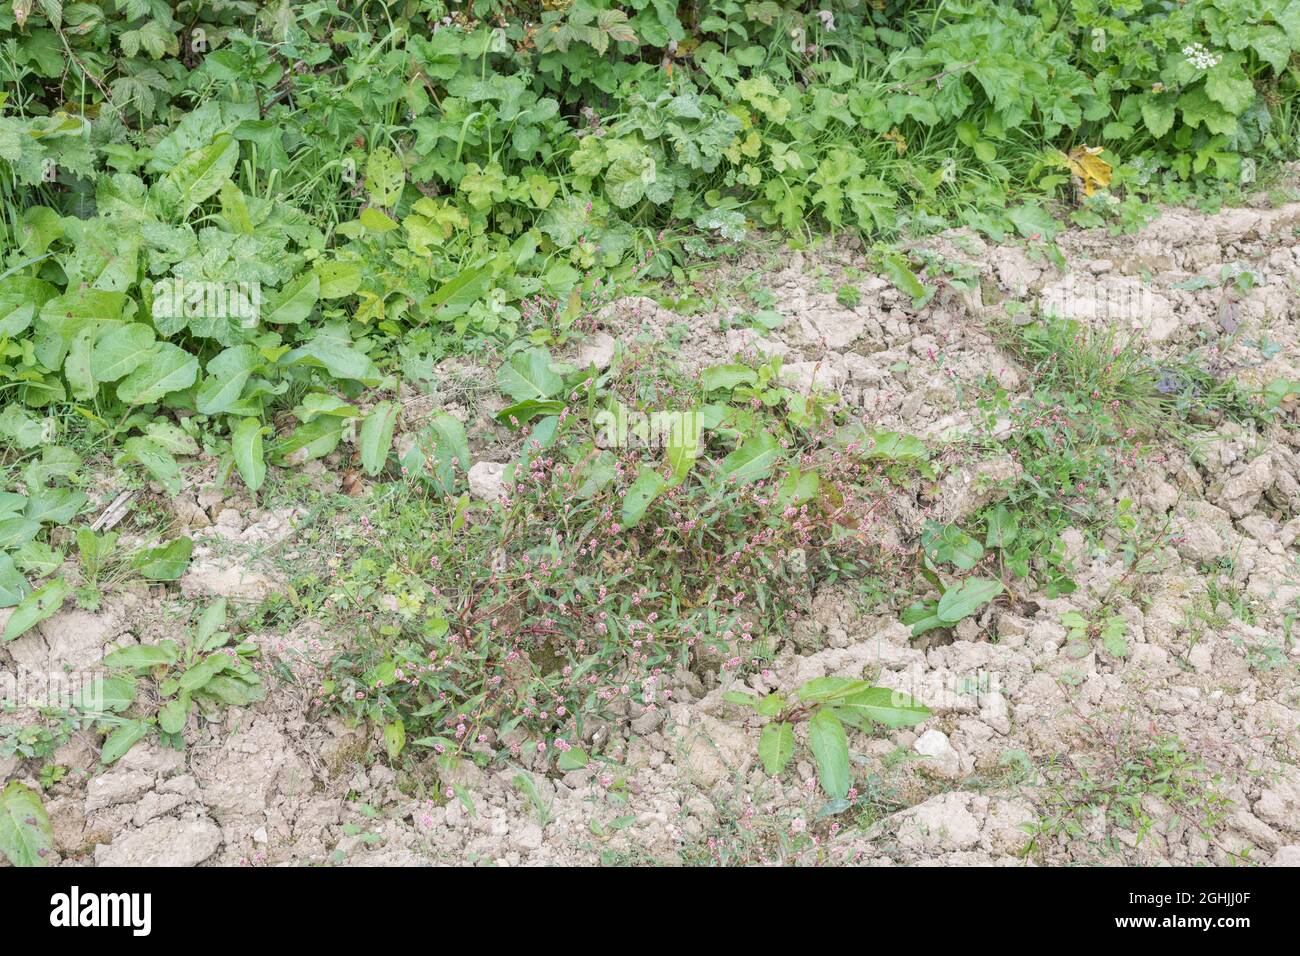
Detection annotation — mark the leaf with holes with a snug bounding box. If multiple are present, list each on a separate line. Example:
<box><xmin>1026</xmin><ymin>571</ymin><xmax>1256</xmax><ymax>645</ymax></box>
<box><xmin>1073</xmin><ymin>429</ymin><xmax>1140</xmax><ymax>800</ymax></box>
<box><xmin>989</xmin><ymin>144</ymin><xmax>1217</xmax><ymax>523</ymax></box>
<box><xmin>0</xmin><ymin>782</ymin><xmax>54</xmax><ymax>867</ymax></box>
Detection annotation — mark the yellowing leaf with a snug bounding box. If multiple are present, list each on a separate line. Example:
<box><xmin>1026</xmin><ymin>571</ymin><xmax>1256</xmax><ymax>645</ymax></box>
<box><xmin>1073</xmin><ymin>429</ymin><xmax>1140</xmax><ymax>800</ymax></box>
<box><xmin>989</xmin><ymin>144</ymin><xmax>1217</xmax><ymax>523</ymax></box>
<box><xmin>1065</xmin><ymin>144</ymin><xmax>1112</xmax><ymax>196</ymax></box>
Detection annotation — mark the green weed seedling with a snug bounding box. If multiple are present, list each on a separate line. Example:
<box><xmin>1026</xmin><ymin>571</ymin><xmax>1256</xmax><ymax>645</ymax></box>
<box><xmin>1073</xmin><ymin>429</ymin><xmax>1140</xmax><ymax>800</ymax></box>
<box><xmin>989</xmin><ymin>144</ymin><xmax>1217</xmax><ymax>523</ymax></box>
<box><xmin>726</xmin><ymin>677</ymin><xmax>930</xmax><ymax>803</ymax></box>
<box><xmin>79</xmin><ymin>599</ymin><xmax>263</xmax><ymax>765</ymax></box>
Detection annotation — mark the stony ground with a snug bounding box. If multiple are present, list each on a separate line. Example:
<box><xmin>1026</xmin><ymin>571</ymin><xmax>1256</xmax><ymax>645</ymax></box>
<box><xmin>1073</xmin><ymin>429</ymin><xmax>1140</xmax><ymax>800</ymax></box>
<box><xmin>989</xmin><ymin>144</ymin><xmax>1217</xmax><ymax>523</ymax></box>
<box><xmin>3</xmin><ymin>196</ymin><xmax>1299</xmax><ymax>867</ymax></box>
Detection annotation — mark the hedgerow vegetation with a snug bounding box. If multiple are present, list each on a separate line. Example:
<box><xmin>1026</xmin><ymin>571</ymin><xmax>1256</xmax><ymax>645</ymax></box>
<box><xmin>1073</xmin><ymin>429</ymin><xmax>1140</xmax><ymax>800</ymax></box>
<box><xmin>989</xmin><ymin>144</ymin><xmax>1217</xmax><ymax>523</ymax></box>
<box><xmin>2</xmin><ymin>1</ymin><xmax>1300</xmax><ymax>830</ymax></box>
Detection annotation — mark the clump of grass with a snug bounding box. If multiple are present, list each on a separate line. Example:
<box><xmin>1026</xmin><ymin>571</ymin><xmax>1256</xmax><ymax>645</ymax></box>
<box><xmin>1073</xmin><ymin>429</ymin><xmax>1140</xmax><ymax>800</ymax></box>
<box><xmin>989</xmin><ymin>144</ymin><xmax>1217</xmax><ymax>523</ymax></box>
<box><xmin>1025</xmin><ymin>730</ymin><xmax>1233</xmax><ymax>862</ymax></box>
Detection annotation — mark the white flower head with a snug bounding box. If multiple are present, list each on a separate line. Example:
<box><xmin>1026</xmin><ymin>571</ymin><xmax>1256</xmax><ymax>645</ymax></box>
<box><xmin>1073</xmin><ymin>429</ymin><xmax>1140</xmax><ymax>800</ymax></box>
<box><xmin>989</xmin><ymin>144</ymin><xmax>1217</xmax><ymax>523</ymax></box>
<box><xmin>818</xmin><ymin>9</ymin><xmax>836</xmax><ymax>31</ymax></box>
<box><xmin>1182</xmin><ymin>43</ymin><xmax>1221</xmax><ymax>70</ymax></box>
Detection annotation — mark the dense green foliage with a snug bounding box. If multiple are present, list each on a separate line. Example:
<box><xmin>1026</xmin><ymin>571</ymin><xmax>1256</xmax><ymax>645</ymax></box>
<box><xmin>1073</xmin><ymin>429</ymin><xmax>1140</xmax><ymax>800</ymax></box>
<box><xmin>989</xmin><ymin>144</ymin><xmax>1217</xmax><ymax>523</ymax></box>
<box><xmin>2</xmin><ymin>1</ymin><xmax>1299</xmax><ymax>806</ymax></box>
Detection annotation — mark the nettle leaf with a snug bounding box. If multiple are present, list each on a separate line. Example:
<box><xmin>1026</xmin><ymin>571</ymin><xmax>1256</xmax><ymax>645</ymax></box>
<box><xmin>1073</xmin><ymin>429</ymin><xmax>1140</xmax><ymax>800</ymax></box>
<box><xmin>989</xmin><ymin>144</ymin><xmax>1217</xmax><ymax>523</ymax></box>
<box><xmin>936</xmin><ymin>577</ymin><xmax>1004</xmax><ymax>624</ymax></box>
<box><xmin>758</xmin><ymin>721</ymin><xmax>795</xmax><ymax>775</ymax></box>
<box><xmin>231</xmin><ymin>417</ymin><xmax>266</xmax><ymax>492</ymax></box>
<box><xmin>497</xmin><ymin>347</ymin><xmax>562</xmax><ymax>401</ymax></box>
<box><xmin>0</xmin><ymin>781</ymin><xmax>54</xmax><ymax>867</ymax></box>
<box><xmin>359</xmin><ymin>401</ymin><xmax>400</xmax><ymax>476</ymax></box>
<box><xmin>116</xmin><ymin>342</ymin><xmax>199</xmax><ymax>405</ymax></box>
<box><xmin>2</xmin><ymin>576</ymin><xmax>69</xmax><ymax>642</ymax></box>
<box><xmin>807</xmin><ymin>708</ymin><xmax>851</xmax><ymax>800</ymax></box>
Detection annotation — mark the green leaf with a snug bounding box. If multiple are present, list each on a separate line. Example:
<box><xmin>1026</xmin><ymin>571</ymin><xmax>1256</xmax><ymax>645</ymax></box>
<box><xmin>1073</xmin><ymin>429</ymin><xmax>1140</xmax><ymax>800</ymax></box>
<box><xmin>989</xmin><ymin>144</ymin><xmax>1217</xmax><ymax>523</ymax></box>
<box><xmin>497</xmin><ymin>347</ymin><xmax>562</xmax><ymax>401</ymax></box>
<box><xmin>73</xmin><ymin>676</ymin><xmax>137</xmax><ymax>714</ymax></box>
<box><xmin>359</xmin><ymin>207</ymin><xmax>398</xmax><ymax>232</ymax></box>
<box><xmin>359</xmin><ymin>401</ymin><xmax>400</xmax><ymax>476</ymax></box>
<box><xmin>384</xmin><ymin>719</ymin><xmax>407</xmax><ymax>760</ymax></box>
<box><xmin>936</xmin><ymin>578</ymin><xmax>1004</xmax><ymax>624</ymax></box>
<box><xmin>90</xmin><ymin>323</ymin><xmax>156</xmax><ymax>382</ymax></box>
<box><xmin>923</xmin><ymin>522</ymin><xmax>984</xmax><ymax>570</ymax></box>
<box><xmin>231</xmin><ymin>417</ymin><xmax>266</xmax><ymax>492</ymax></box>
<box><xmin>0</xmin><ymin>518</ymin><xmax>40</xmax><ymax>551</ymax></box>
<box><xmin>406</xmin><ymin>411</ymin><xmax>470</xmax><ymax>493</ymax></box>
<box><xmin>797</xmin><ymin>676</ymin><xmax>870</xmax><ymax>704</ymax></box>
<box><xmin>164</xmin><ymin>132</ymin><xmax>239</xmax><ymax>214</ymax></box>
<box><xmin>177</xmin><ymin>653</ymin><xmax>234</xmax><ymax>693</ymax></box>
<box><xmin>158</xmin><ymin>696</ymin><xmax>191</xmax><ymax>735</ymax></box>
<box><xmin>717</xmin><ymin>431</ymin><xmax>781</xmax><ymax>485</ymax></box>
<box><xmin>365</xmin><ymin>147</ymin><xmax>405</xmax><ymax>206</ymax></box>
<box><xmin>495</xmin><ymin>399</ymin><xmax>565</xmax><ymax>427</ymax></box>
<box><xmin>195</xmin><ymin>345</ymin><xmax>258</xmax><ymax>414</ymax></box>
<box><xmin>807</xmin><ymin>709</ymin><xmax>851</xmax><ymax>800</ymax></box>
<box><xmin>557</xmin><ymin>746</ymin><xmax>590</xmax><ymax>771</ymax></box>
<box><xmin>116</xmin><ymin>342</ymin><xmax>199</xmax><ymax>405</ymax></box>
<box><xmin>264</xmin><ymin>272</ymin><xmax>319</xmax><ymax>326</ymax></box>
<box><xmin>103</xmin><ymin>642</ymin><xmax>179</xmax><ymax>669</ymax></box>
<box><xmin>1140</xmin><ymin>94</ymin><xmax>1176</xmax><ymax>139</ymax></box>
<box><xmin>836</xmin><ymin>686</ymin><xmax>930</xmax><ymax>728</ymax></box>
<box><xmin>758</xmin><ymin>722</ymin><xmax>795</xmax><ymax>775</ymax></box>
<box><xmin>1203</xmin><ymin>58</ymin><xmax>1256</xmax><ymax>115</ymax></box>
<box><xmin>984</xmin><ymin>504</ymin><xmax>1019</xmax><ymax>549</ymax></box>
<box><xmin>2</xmin><ymin>576</ymin><xmax>69</xmax><ymax>642</ymax></box>
<box><xmin>700</xmin><ymin>364</ymin><xmax>758</xmax><ymax>391</ymax></box>
<box><xmin>620</xmin><ymin>466</ymin><xmax>666</xmax><ymax>528</ymax></box>
<box><xmin>194</xmin><ymin>598</ymin><xmax>228</xmax><ymax>649</ymax></box>
<box><xmin>100</xmin><ymin>719</ymin><xmax>151</xmax><ymax>765</ymax></box>
<box><xmin>902</xmin><ymin>600</ymin><xmax>945</xmax><ymax>637</ymax></box>
<box><xmin>881</xmin><ymin>253</ymin><xmax>930</xmax><ymax>306</ymax></box>
<box><xmin>122</xmin><ymin>436</ymin><xmax>181</xmax><ymax>496</ymax></box>
<box><xmin>0</xmin><ymin>781</ymin><xmax>54</xmax><ymax>867</ymax></box>
<box><xmin>132</xmin><ymin>537</ymin><xmax>193</xmax><ymax>581</ymax></box>
<box><xmin>425</xmin><ymin>264</ymin><xmax>492</xmax><ymax>320</ymax></box>
<box><xmin>23</xmin><ymin>488</ymin><xmax>87</xmax><ymax>526</ymax></box>
<box><xmin>314</xmin><ymin>260</ymin><xmax>363</xmax><ymax>299</ymax></box>
<box><xmin>0</xmin><ymin>554</ymin><xmax>29</xmax><ymax>608</ymax></box>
